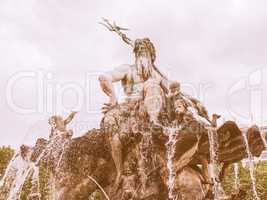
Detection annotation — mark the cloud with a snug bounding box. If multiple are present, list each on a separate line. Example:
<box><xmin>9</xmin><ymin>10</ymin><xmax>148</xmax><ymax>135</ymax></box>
<box><xmin>1</xmin><ymin>0</ymin><xmax>267</xmax><ymax>147</ymax></box>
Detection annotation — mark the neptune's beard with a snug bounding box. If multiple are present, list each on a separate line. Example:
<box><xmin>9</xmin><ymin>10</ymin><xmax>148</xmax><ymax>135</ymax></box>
<box><xmin>136</xmin><ymin>55</ymin><xmax>153</xmax><ymax>81</ymax></box>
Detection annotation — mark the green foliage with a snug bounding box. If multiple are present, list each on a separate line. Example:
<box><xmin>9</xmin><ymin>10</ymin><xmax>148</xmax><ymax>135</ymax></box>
<box><xmin>20</xmin><ymin>174</ymin><xmax>33</xmax><ymax>200</ymax></box>
<box><xmin>89</xmin><ymin>190</ymin><xmax>103</xmax><ymax>200</ymax></box>
<box><xmin>222</xmin><ymin>161</ymin><xmax>267</xmax><ymax>200</ymax></box>
<box><xmin>0</xmin><ymin>146</ymin><xmax>14</xmax><ymax>178</ymax></box>
<box><xmin>19</xmin><ymin>162</ymin><xmax>52</xmax><ymax>200</ymax></box>
<box><xmin>39</xmin><ymin>163</ymin><xmax>52</xmax><ymax>200</ymax></box>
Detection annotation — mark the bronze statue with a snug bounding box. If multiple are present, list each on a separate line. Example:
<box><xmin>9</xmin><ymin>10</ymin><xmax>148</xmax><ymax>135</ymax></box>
<box><xmin>99</xmin><ymin>18</ymin><xmax>180</xmax><ymax>188</ymax></box>
<box><xmin>48</xmin><ymin>111</ymin><xmax>77</xmax><ymax>138</ymax></box>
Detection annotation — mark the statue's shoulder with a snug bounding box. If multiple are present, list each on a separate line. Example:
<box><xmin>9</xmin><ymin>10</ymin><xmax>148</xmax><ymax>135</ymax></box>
<box><xmin>116</xmin><ymin>64</ymin><xmax>137</xmax><ymax>78</ymax></box>
<box><xmin>114</xmin><ymin>64</ymin><xmax>132</xmax><ymax>72</ymax></box>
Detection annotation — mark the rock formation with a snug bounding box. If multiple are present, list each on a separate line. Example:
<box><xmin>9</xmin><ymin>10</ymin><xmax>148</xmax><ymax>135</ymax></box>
<box><xmin>0</xmin><ymin>93</ymin><xmax>266</xmax><ymax>200</ymax></box>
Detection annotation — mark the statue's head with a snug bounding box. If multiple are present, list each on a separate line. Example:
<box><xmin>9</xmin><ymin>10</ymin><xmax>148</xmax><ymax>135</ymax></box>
<box><xmin>133</xmin><ymin>38</ymin><xmax>156</xmax><ymax>63</ymax></box>
<box><xmin>100</xmin><ymin>19</ymin><xmax>157</xmax><ymax>76</ymax></box>
<box><xmin>133</xmin><ymin>38</ymin><xmax>156</xmax><ymax>79</ymax></box>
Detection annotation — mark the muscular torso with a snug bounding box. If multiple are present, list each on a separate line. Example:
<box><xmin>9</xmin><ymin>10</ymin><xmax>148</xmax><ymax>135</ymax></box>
<box><xmin>121</xmin><ymin>65</ymin><xmax>162</xmax><ymax>101</ymax></box>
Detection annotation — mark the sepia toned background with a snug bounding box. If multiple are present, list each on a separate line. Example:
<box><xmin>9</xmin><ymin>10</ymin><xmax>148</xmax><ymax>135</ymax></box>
<box><xmin>1</xmin><ymin>0</ymin><xmax>267</xmax><ymax>147</ymax></box>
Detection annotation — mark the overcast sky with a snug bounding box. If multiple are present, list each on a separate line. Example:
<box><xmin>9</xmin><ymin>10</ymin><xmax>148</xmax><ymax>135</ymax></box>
<box><xmin>1</xmin><ymin>0</ymin><xmax>267</xmax><ymax>148</ymax></box>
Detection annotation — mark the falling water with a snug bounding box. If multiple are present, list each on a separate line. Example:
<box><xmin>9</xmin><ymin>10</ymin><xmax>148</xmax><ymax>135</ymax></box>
<box><xmin>0</xmin><ymin>132</ymin><xmax>71</xmax><ymax>199</ymax></box>
<box><xmin>0</xmin><ymin>151</ymin><xmax>20</xmax><ymax>188</ymax></box>
<box><xmin>29</xmin><ymin>165</ymin><xmax>41</xmax><ymax>199</ymax></box>
<box><xmin>207</xmin><ymin>127</ymin><xmax>227</xmax><ymax>200</ymax></box>
<box><xmin>165</xmin><ymin>127</ymin><xmax>179</xmax><ymax>199</ymax></box>
<box><xmin>259</xmin><ymin>128</ymin><xmax>267</xmax><ymax>150</ymax></box>
<box><xmin>49</xmin><ymin>174</ymin><xmax>57</xmax><ymax>200</ymax></box>
<box><xmin>242</xmin><ymin>131</ymin><xmax>260</xmax><ymax>200</ymax></box>
<box><xmin>56</xmin><ymin>140</ymin><xmax>70</xmax><ymax>171</ymax></box>
<box><xmin>4</xmin><ymin>155</ymin><xmax>33</xmax><ymax>200</ymax></box>
<box><xmin>233</xmin><ymin>163</ymin><xmax>240</xmax><ymax>191</ymax></box>
<box><xmin>35</xmin><ymin>133</ymin><xmax>71</xmax><ymax>173</ymax></box>
<box><xmin>35</xmin><ymin>134</ymin><xmax>64</xmax><ymax>164</ymax></box>
<box><xmin>0</xmin><ymin>156</ymin><xmax>41</xmax><ymax>200</ymax></box>
<box><xmin>207</xmin><ymin>128</ymin><xmax>219</xmax><ymax>199</ymax></box>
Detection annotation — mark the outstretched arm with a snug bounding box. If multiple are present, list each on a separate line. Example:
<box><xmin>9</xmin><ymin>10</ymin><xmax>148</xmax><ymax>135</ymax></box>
<box><xmin>99</xmin><ymin>65</ymin><xmax>130</xmax><ymax>112</ymax></box>
<box><xmin>99</xmin><ymin>65</ymin><xmax>130</xmax><ymax>113</ymax></box>
<box><xmin>64</xmin><ymin>111</ymin><xmax>77</xmax><ymax>125</ymax></box>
